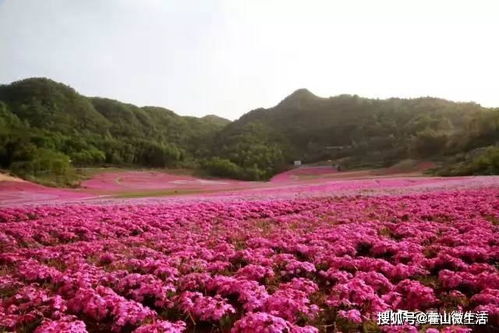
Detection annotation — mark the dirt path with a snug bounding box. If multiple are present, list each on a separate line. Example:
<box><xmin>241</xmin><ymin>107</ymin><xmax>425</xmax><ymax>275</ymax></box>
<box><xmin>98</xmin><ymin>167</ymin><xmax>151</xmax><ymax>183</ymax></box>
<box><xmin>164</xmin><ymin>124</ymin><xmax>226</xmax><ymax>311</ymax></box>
<box><xmin>0</xmin><ymin>172</ymin><xmax>23</xmax><ymax>182</ymax></box>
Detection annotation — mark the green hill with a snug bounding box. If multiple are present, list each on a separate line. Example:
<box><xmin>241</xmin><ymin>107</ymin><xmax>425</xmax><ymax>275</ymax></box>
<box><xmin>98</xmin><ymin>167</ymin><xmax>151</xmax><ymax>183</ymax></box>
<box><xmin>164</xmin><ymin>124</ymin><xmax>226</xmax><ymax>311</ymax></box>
<box><xmin>209</xmin><ymin>89</ymin><xmax>499</xmax><ymax>179</ymax></box>
<box><xmin>1</xmin><ymin>78</ymin><xmax>498</xmax><ymax>185</ymax></box>
<box><xmin>0</xmin><ymin>78</ymin><xmax>229</xmax><ymax>185</ymax></box>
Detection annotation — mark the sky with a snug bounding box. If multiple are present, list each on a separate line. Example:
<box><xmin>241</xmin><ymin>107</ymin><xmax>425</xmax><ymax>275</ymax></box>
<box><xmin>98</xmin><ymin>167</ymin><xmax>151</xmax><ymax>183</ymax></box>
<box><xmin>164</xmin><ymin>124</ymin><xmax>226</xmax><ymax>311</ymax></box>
<box><xmin>1</xmin><ymin>0</ymin><xmax>498</xmax><ymax>120</ymax></box>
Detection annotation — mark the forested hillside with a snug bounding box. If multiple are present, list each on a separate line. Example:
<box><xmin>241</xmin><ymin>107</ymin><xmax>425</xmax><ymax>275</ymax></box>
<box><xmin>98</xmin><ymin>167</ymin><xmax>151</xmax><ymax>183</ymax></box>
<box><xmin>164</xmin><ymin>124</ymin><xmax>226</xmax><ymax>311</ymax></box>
<box><xmin>1</xmin><ymin>78</ymin><xmax>498</xmax><ymax>185</ymax></box>
<box><xmin>0</xmin><ymin>78</ymin><xmax>229</xmax><ymax>185</ymax></box>
<box><xmin>208</xmin><ymin>89</ymin><xmax>499</xmax><ymax>179</ymax></box>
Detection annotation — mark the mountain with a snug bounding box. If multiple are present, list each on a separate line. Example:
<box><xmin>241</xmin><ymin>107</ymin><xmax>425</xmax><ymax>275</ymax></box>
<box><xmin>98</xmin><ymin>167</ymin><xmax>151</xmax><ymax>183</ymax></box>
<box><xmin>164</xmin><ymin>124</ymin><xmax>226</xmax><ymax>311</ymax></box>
<box><xmin>209</xmin><ymin>90</ymin><xmax>499</xmax><ymax>179</ymax></box>
<box><xmin>0</xmin><ymin>77</ymin><xmax>498</xmax><ymax>185</ymax></box>
<box><xmin>0</xmin><ymin>78</ymin><xmax>111</xmax><ymax>133</ymax></box>
<box><xmin>201</xmin><ymin>115</ymin><xmax>231</xmax><ymax>127</ymax></box>
<box><xmin>275</xmin><ymin>88</ymin><xmax>320</xmax><ymax>108</ymax></box>
<box><xmin>0</xmin><ymin>78</ymin><xmax>230</xmax><ymax>185</ymax></box>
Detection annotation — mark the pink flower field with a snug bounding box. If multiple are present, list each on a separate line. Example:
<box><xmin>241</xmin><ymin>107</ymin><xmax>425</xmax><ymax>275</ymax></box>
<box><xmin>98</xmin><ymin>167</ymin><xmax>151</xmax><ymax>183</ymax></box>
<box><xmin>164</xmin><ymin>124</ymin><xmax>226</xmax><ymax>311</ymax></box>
<box><xmin>0</xmin><ymin>172</ymin><xmax>498</xmax><ymax>332</ymax></box>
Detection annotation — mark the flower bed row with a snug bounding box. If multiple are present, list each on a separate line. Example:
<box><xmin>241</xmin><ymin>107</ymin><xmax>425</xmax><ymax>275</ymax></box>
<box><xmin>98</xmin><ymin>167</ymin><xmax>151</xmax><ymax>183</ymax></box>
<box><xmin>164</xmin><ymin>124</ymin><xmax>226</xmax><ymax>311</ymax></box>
<box><xmin>0</xmin><ymin>188</ymin><xmax>498</xmax><ymax>332</ymax></box>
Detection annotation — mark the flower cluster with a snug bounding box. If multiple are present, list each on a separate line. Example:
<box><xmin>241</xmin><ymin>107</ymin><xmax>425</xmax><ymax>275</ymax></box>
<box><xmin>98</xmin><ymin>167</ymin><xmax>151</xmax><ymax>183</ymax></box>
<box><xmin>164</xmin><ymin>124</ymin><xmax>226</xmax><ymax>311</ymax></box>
<box><xmin>0</xmin><ymin>184</ymin><xmax>498</xmax><ymax>332</ymax></box>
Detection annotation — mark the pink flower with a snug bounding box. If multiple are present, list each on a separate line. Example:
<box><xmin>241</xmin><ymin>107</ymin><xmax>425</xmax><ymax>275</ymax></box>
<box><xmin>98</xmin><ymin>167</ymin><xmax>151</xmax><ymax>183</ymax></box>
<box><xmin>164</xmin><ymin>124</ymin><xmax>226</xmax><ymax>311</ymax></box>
<box><xmin>133</xmin><ymin>320</ymin><xmax>186</xmax><ymax>333</ymax></box>
<box><xmin>34</xmin><ymin>319</ymin><xmax>87</xmax><ymax>333</ymax></box>
<box><xmin>338</xmin><ymin>309</ymin><xmax>362</xmax><ymax>323</ymax></box>
<box><xmin>1</xmin><ymin>185</ymin><xmax>497</xmax><ymax>331</ymax></box>
<box><xmin>177</xmin><ymin>291</ymin><xmax>235</xmax><ymax>321</ymax></box>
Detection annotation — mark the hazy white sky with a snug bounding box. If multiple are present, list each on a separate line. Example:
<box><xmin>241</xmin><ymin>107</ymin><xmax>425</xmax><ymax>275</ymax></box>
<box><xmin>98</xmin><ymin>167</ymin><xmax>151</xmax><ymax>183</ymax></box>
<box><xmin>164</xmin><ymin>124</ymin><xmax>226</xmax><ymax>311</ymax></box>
<box><xmin>1</xmin><ymin>0</ymin><xmax>498</xmax><ymax>119</ymax></box>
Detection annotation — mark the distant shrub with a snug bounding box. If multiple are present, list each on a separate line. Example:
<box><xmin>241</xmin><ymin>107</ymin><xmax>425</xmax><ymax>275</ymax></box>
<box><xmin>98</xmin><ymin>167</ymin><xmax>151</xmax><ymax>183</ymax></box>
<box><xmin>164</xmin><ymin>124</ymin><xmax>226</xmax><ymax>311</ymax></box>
<box><xmin>10</xmin><ymin>147</ymin><xmax>73</xmax><ymax>178</ymax></box>
<box><xmin>70</xmin><ymin>148</ymin><xmax>106</xmax><ymax>166</ymax></box>
<box><xmin>202</xmin><ymin>158</ymin><xmax>243</xmax><ymax>179</ymax></box>
<box><xmin>435</xmin><ymin>146</ymin><xmax>499</xmax><ymax>176</ymax></box>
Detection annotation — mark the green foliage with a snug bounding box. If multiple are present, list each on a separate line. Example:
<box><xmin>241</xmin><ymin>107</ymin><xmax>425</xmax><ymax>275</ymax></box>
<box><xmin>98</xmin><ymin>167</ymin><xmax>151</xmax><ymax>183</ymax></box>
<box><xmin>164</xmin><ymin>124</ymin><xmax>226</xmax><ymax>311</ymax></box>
<box><xmin>0</xmin><ymin>78</ymin><xmax>110</xmax><ymax>133</ymax></box>
<box><xmin>409</xmin><ymin>129</ymin><xmax>448</xmax><ymax>158</ymax></box>
<box><xmin>212</xmin><ymin>122</ymin><xmax>287</xmax><ymax>180</ymax></box>
<box><xmin>201</xmin><ymin>157</ymin><xmax>243</xmax><ymax>179</ymax></box>
<box><xmin>133</xmin><ymin>140</ymin><xmax>181</xmax><ymax>167</ymax></box>
<box><xmin>435</xmin><ymin>146</ymin><xmax>499</xmax><ymax>176</ymax></box>
<box><xmin>0</xmin><ymin>78</ymin><xmax>229</xmax><ymax>185</ymax></box>
<box><xmin>10</xmin><ymin>147</ymin><xmax>75</xmax><ymax>186</ymax></box>
<box><xmin>1</xmin><ymin>78</ymin><xmax>498</xmax><ymax>185</ymax></box>
<box><xmin>216</xmin><ymin>90</ymin><xmax>499</xmax><ymax>177</ymax></box>
<box><xmin>70</xmin><ymin>148</ymin><xmax>106</xmax><ymax>166</ymax></box>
